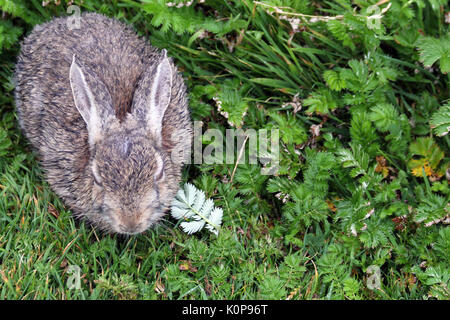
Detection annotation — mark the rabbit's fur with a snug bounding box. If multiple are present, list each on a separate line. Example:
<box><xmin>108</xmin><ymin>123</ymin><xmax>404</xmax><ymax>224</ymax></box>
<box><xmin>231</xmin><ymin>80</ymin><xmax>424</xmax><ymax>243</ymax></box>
<box><xmin>14</xmin><ymin>13</ymin><xmax>193</xmax><ymax>234</ymax></box>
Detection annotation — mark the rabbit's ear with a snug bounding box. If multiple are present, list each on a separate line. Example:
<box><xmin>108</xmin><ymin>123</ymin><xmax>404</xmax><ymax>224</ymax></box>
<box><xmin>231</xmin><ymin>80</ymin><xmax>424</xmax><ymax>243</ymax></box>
<box><xmin>132</xmin><ymin>51</ymin><xmax>172</xmax><ymax>145</ymax></box>
<box><xmin>70</xmin><ymin>55</ymin><xmax>113</xmax><ymax>146</ymax></box>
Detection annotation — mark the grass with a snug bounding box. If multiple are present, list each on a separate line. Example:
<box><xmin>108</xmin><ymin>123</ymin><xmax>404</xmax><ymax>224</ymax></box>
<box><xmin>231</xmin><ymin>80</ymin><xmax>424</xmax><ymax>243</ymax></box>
<box><xmin>0</xmin><ymin>0</ymin><xmax>449</xmax><ymax>299</ymax></box>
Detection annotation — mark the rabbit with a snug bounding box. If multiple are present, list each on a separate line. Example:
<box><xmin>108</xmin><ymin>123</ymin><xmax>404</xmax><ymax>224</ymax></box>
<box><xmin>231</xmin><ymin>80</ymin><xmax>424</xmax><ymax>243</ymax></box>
<box><xmin>14</xmin><ymin>12</ymin><xmax>193</xmax><ymax>235</ymax></box>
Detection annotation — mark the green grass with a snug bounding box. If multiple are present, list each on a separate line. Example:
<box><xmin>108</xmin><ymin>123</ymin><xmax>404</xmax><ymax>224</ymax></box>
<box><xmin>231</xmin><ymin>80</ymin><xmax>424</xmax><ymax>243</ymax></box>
<box><xmin>0</xmin><ymin>0</ymin><xmax>449</xmax><ymax>299</ymax></box>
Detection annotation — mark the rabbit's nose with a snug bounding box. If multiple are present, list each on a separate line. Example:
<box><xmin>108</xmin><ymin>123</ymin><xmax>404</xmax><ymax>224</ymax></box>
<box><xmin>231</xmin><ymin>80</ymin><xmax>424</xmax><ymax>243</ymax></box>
<box><xmin>118</xmin><ymin>219</ymin><xmax>142</xmax><ymax>234</ymax></box>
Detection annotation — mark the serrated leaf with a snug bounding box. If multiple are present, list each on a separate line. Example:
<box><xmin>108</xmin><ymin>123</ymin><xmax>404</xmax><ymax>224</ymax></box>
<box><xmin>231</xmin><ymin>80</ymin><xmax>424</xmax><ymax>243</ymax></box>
<box><xmin>369</xmin><ymin>103</ymin><xmax>399</xmax><ymax>131</ymax></box>
<box><xmin>303</xmin><ymin>88</ymin><xmax>338</xmax><ymax>115</ymax></box>
<box><xmin>408</xmin><ymin>137</ymin><xmax>444</xmax><ymax>177</ymax></box>
<box><xmin>416</xmin><ymin>35</ymin><xmax>450</xmax><ymax>73</ymax></box>
<box><xmin>200</xmin><ymin>198</ymin><xmax>214</xmax><ymax>217</ymax></box>
<box><xmin>323</xmin><ymin>70</ymin><xmax>346</xmax><ymax>91</ymax></box>
<box><xmin>170</xmin><ymin>205</ymin><xmax>190</xmax><ymax>220</ymax></box>
<box><xmin>192</xmin><ymin>189</ymin><xmax>205</xmax><ymax>213</ymax></box>
<box><xmin>207</xmin><ymin>207</ymin><xmax>223</xmax><ymax>227</ymax></box>
<box><xmin>181</xmin><ymin>220</ymin><xmax>206</xmax><ymax>235</ymax></box>
<box><xmin>431</xmin><ymin>101</ymin><xmax>450</xmax><ymax>137</ymax></box>
<box><xmin>185</xmin><ymin>183</ymin><xmax>197</xmax><ymax>206</ymax></box>
<box><xmin>171</xmin><ymin>183</ymin><xmax>223</xmax><ymax>235</ymax></box>
<box><xmin>414</xmin><ymin>194</ymin><xmax>449</xmax><ymax>225</ymax></box>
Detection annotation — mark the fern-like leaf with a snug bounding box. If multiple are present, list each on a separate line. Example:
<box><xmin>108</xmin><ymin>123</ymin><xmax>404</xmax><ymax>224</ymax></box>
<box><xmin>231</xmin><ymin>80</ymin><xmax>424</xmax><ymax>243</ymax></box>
<box><xmin>323</xmin><ymin>70</ymin><xmax>346</xmax><ymax>91</ymax></box>
<box><xmin>430</xmin><ymin>101</ymin><xmax>450</xmax><ymax>137</ymax></box>
<box><xmin>416</xmin><ymin>35</ymin><xmax>450</xmax><ymax>73</ymax></box>
<box><xmin>171</xmin><ymin>183</ymin><xmax>223</xmax><ymax>235</ymax></box>
<box><xmin>336</xmin><ymin>143</ymin><xmax>370</xmax><ymax>178</ymax></box>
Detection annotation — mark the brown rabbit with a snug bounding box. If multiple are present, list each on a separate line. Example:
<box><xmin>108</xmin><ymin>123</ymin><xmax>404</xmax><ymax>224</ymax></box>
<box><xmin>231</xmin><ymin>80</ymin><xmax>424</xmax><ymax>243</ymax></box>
<box><xmin>14</xmin><ymin>12</ymin><xmax>193</xmax><ymax>235</ymax></box>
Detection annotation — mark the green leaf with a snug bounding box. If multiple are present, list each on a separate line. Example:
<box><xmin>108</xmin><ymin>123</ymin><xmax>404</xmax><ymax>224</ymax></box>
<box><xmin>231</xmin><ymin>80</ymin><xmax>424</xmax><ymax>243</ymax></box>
<box><xmin>250</xmin><ymin>78</ymin><xmax>292</xmax><ymax>89</ymax></box>
<box><xmin>416</xmin><ymin>35</ymin><xmax>450</xmax><ymax>73</ymax></box>
<box><xmin>408</xmin><ymin>137</ymin><xmax>444</xmax><ymax>177</ymax></box>
<box><xmin>0</xmin><ymin>20</ymin><xmax>22</xmax><ymax>50</ymax></box>
<box><xmin>323</xmin><ymin>70</ymin><xmax>346</xmax><ymax>91</ymax></box>
<box><xmin>369</xmin><ymin>103</ymin><xmax>399</xmax><ymax>132</ymax></box>
<box><xmin>215</xmin><ymin>79</ymin><xmax>249</xmax><ymax>127</ymax></box>
<box><xmin>337</xmin><ymin>143</ymin><xmax>370</xmax><ymax>178</ymax></box>
<box><xmin>0</xmin><ymin>127</ymin><xmax>12</xmax><ymax>157</ymax></box>
<box><xmin>267</xmin><ymin>112</ymin><xmax>307</xmax><ymax>145</ymax></box>
<box><xmin>430</xmin><ymin>101</ymin><xmax>450</xmax><ymax>137</ymax></box>
<box><xmin>327</xmin><ymin>19</ymin><xmax>354</xmax><ymax>49</ymax></box>
<box><xmin>303</xmin><ymin>88</ymin><xmax>339</xmax><ymax>115</ymax></box>
<box><xmin>414</xmin><ymin>194</ymin><xmax>449</xmax><ymax>225</ymax></box>
<box><xmin>343</xmin><ymin>278</ymin><xmax>361</xmax><ymax>300</ymax></box>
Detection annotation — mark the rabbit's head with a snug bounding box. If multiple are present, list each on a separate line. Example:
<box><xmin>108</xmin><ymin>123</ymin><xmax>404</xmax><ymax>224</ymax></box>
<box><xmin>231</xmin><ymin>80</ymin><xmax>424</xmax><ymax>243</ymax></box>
<box><xmin>69</xmin><ymin>52</ymin><xmax>184</xmax><ymax>235</ymax></box>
